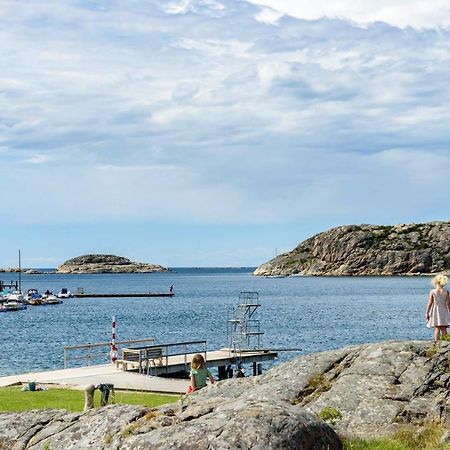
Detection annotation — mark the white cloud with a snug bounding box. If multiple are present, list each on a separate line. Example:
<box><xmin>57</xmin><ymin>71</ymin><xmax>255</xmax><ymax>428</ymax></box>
<box><xmin>25</xmin><ymin>154</ymin><xmax>54</xmax><ymax>165</ymax></box>
<box><xmin>246</xmin><ymin>0</ymin><xmax>450</xmax><ymax>29</ymax></box>
<box><xmin>163</xmin><ymin>0</ymin><xmax>225</xmax><ymax>16</ymax></box>
<box><xmin>255</xmin><ymin>7</ymin><xmax>284</xmax><ymax>25</ymax></box>
<box><xmin>0</xmin><ymin>0</ymin><xmax>450</xmax><ymax>229</ymax></box>
<box><xmin>370</xmin><ymin>148</ymin><xmax>450</xmax><ymax>183</ymax></box>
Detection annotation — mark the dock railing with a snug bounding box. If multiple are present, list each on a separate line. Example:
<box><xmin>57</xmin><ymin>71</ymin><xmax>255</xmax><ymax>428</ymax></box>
<box><xmin>63</xmin><ymin>338</ymin><xmax>155</xmax><ymax>368</ymax></box>
<box><xmin>120</xmin><ymin>340</ymin><xmax>208</xmax><ymax>375</ymax></box>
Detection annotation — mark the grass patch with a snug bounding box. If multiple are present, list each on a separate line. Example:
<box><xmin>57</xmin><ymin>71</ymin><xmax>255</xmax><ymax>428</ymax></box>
<box><xmin>425</xmin><ymin>344</ymin><xmax>439</xmax><ymax>358</ymax></box>
<box><xmin>0</xmin><ymin>386</ymin><xmax>180</xmax><ymax>412</ymax></box>
<box><xmin>319</xmin><ymin>406</ymin><xmax>342</xmax><ymax>425</ymax></box>
<box><xmin>292</xmin><ymin>373</ymin><xmax>334</xmax><ymax>406</ymax></box>
<box><xmin>308</xmin><ymin>374</ymin><xmax>333</xmax><ymax>395</ymax></box>
<box><xmin>343</xmin><ymin>423</ymin><xmax>450</xmax><ymax>450</ymax></box>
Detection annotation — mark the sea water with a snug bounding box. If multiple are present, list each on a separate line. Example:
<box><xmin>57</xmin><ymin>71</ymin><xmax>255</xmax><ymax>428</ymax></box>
<box><xmin>0</xmin><ymin>268</ymin><xmax>432</xmax><ymax>377</ymax></box>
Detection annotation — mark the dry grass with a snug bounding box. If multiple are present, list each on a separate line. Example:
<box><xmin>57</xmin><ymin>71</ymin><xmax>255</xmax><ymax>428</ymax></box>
<box><xmin>343</xmin><ymin>423</ymin><xmax>450</xmax><ymax>450</ymax></box>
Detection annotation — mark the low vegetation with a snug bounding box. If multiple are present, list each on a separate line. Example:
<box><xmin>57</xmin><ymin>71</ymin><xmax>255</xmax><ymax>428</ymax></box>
<box><xmin>0</xmin><ymin>386</ymin><xmax>180</xmax><ymax>412</ymax></box>
<box><xmin>343</xmin><ymin>424</ymin><xmax>450</xmax><ymax>450</ymax></box>
<box><xmin>318</xmin><ymin>406</ymin><xmax>342</xmax><ymax>425</ymax></box>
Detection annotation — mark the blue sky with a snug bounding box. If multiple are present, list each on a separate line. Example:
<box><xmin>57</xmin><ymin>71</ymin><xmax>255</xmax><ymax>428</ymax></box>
<box><xmin>1</xmin><ymin>0</ymin><xmax>450</xmax><ymax>268</ymax></box>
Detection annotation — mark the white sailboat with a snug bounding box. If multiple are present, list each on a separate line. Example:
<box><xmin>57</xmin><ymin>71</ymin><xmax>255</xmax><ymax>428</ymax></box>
<box><xmin>0</xmin><ymin>251</ymin><xmax>27</xmax><ymax>311</ymax></box>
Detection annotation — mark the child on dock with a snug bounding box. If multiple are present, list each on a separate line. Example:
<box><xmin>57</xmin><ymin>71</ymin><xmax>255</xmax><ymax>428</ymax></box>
<box><xmin>426</xmin><ymin>274</ymin><xmax>450</xmax><ymax>341</ymax></box>
<box><xmin>187</xmin><ymin>353</ymin><xmax>215</xmax><ymax>393</ymax></box>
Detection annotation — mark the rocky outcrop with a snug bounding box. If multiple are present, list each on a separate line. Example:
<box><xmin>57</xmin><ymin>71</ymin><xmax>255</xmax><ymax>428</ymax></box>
<box><xmin>57</xmin><ymin>254</ymin><xmax>168</xmax><ymax>274</ymax></box>
<box><xmin>0</xmin><ymin>391</ymin><xmax>340</xmax><ymax>450</ymax></box>
<box><xmin>0</xmin><ymin>268</ymin><xmax>22</xmax><ymax>273</ymax></box>
<box><xmin>0</xmin><ymin>268</ymin><xmax>51</xmax><ymax>274</ymax></box>
<box><xmin>3</xmin><ymin>340</ymin><xmax>450</xmax><ymax>448</ymax></box>
<box><xmin>254</xmin><ymin>221</ymin><xmax>450</xmax><ymax>276</ymax></box>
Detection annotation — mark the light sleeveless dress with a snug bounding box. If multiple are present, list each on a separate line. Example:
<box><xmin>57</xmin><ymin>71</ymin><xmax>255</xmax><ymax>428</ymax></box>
<box><xmin>427</xmin><ymin>289</ymin><xmax>450</xmax><ymax>327</ymax></box>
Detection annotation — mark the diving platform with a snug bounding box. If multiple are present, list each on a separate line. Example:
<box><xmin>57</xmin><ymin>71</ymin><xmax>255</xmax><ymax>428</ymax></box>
<box><xmin>117</xmin><ymin>347</ymin><xmax>278</xmax><ymax>377</ymax></box>
<box><xmin>116</xmin><ymin>340</ymin><xmax>277</xmax><ymax>378</ymax></box>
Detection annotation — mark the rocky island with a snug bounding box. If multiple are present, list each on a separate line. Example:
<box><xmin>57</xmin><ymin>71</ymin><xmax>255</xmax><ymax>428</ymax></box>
<box><xmin>57</xmin><ymin>254</ymin><xmax>168</xmax><ymax>274</ymax></box>
<box><xmin>2</xmin><ymin>340</ymin><xmax>450</xmax><ymax>449</ymax></box>
<box><xmin>254</xmin><ymin>221</ymin><xmax>450</xmax><ymax>276</ymax></box>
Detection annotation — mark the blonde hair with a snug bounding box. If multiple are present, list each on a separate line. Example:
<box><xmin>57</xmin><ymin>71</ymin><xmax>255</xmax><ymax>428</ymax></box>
<box><xmin>432</xmin><ymin>274</ymin><xmax>448</xmax><ymax>288</ymax></box>
<box><xmin>191</xmin><ymin>353</ymin><xmax>206</xmax><ymax>370</ymax></box>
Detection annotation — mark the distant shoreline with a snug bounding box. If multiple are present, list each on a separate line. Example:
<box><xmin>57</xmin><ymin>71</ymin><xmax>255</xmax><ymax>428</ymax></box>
<box><xmin>0</xmin><ymin>267</ymin><xmax>258</xmax><ymax>275</ymax></box>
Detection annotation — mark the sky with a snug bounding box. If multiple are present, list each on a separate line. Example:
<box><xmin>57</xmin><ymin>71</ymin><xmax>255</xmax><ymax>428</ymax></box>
<box><xmin>1</xmin><ymin>0</ymin><xmax>450</xmax><ymax>268</ymax></box>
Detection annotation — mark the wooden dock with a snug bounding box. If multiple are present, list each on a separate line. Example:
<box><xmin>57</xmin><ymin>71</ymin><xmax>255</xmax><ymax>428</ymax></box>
<box><xmin>72</xmin><ymin>292</ymin><xmax>174</xmax><ymax>298</ymax></box>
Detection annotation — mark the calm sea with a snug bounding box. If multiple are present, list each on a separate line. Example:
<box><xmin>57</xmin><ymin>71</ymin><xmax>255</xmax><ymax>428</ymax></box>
<box><xmin>0</xmin><ymin>268</ymin><xmax>433</xmax><ymax>377</ymax></box>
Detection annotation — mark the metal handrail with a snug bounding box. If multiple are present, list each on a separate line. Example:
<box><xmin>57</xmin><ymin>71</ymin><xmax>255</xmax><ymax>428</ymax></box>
<box><xmin>64</xmin><ymin>338</ymin><xmax>155</xmax><ymax>368</ymax></box>
<box><xmin>122</xmin><ymin>340</ymin><xmax>208</xmax><ymax>375</ymax></box>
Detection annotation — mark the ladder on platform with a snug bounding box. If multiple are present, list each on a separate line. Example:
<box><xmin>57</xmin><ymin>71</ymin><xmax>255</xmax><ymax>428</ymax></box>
<box><xmin>227</xmin><ymin>291</ymin><xmax>263</xmax><ymax>363</ymax></box>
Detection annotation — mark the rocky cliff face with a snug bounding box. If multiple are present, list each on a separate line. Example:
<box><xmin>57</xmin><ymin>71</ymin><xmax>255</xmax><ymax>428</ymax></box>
<box><xmin>254</xmin><ymin>221</ymin><xmax>450</xmax><ymax>276</ymax></box>
<box><xmin>2</xmin><ymin>340</ymin><xmax>450</xmax><ymax>449</ymax></box>
<box><xmin>57</xmin><ymin>254</ymin><xmax>168</xmax><ymax>274</ymax></box>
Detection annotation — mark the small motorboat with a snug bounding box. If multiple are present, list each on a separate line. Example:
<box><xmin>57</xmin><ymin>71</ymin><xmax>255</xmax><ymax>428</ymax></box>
<box><xmin>26</xmin><ymin>288</ymin><xmax>42</xmax><ymax>303</ymax></box>
<box><xmin>28</xmin><ymin>297</ymin><xmax>45</xmax><ymax>306</ymax></box>
<box><xmin>6</xmin><ymin>290</ymin><xmax>25</xmax><ymax>302</ymax></box>
<box><xmin>57</xmin><ymin>288</ymin><xmax>72</xmax><ymax>299</ymax></box>
<box><xmin>27</xmin><ymin>289</ymin><xmax>44</xmax><ymax>306</ymax></box>
<box><xmin>42</xmin><ymin>291</ymin><xmax>62</xmax><ymax>305</ymax></box>
<box><xmin>0</xmin><ymin>300</ymin><xmax>27</xmax><ymax>312</ymax></box>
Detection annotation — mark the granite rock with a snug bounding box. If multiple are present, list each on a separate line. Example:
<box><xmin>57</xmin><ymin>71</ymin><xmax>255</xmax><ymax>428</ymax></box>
<box><xmin>3</xmin><ymin>340</ymin><xmax>450</xmax><ymax>448</ymax></box>
<box><xmin>57</xmin><ymin>254</ymin><xmax>168</xmax><ymax>274</ymax></box>
<box><xmin>254</xmin><ymin>221</ymin><xmax>450</xmax><ymax>276</ymax></box>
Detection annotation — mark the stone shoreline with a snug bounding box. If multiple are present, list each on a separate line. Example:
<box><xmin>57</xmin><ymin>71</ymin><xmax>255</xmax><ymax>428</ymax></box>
<box><xmin>1</xmin><ymin>340</ymin><xmax>449</xmax><ymax>449</ymax></box>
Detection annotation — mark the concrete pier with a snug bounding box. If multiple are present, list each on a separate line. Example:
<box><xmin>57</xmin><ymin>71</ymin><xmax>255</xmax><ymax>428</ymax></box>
<box><xmin>0</xmin><ymin>365</ymin><xmax>188</xmax><ymax>393</ymax></box>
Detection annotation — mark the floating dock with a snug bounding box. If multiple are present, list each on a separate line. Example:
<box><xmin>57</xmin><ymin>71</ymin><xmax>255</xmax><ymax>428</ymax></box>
<box><xmin>72</xmin><ymin>292</ymin><xmax>174</xmax><ymax>298</ymax></box>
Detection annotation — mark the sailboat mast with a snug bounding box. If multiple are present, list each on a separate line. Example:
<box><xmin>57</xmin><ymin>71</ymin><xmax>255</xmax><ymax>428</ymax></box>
<box><xmin>18</xmin><ymin>250</ymin><xmax>21</xmax><ymax>292</ymax></box>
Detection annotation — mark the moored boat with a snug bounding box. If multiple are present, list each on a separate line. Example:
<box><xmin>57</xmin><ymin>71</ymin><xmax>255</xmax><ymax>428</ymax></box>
<box><xmin>28</xmin><ymin>297</ymin><xmax>45</xmax><ymax>306</ymax></box>
<box><xmin>0</xmin><ymin>300</ymin><xmax>27</xmax><ymax>312</ymax></box>
<box><xmin>6</xmin><ymin>290</ymin><xmax>25</xmax><ymax>302</ymax></box>
<box><xmin>25</xmin><ymin>288</ymin><xmax>42</xmax><ymax>304</ymax></box>
<box><xmin>57</xmin><ymin>288</ymin><xmax>71</xmax><ymax>299</ymax></box>
<box><xmin>0</xmin><ymin>289</ymin><xmax>10</xmax><ymax>302</ymax></box>
<box><xmin>42</xmin><ymin>291</ymin><xmax>63</xmax><ymax>305</ymax></box>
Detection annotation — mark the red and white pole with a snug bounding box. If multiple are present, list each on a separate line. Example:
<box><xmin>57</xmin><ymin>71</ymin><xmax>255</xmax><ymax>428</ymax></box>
<box><xmin>110</xmin><ymin>316</ymin><xmax>118</xmax><ymax>364</ymax></box>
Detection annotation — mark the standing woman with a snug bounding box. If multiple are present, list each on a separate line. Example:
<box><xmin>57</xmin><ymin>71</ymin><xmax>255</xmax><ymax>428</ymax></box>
<box><xmin>426</xmin><ymin>274</ymin><xmax>450</xmax><ymax>341</ymax></box>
